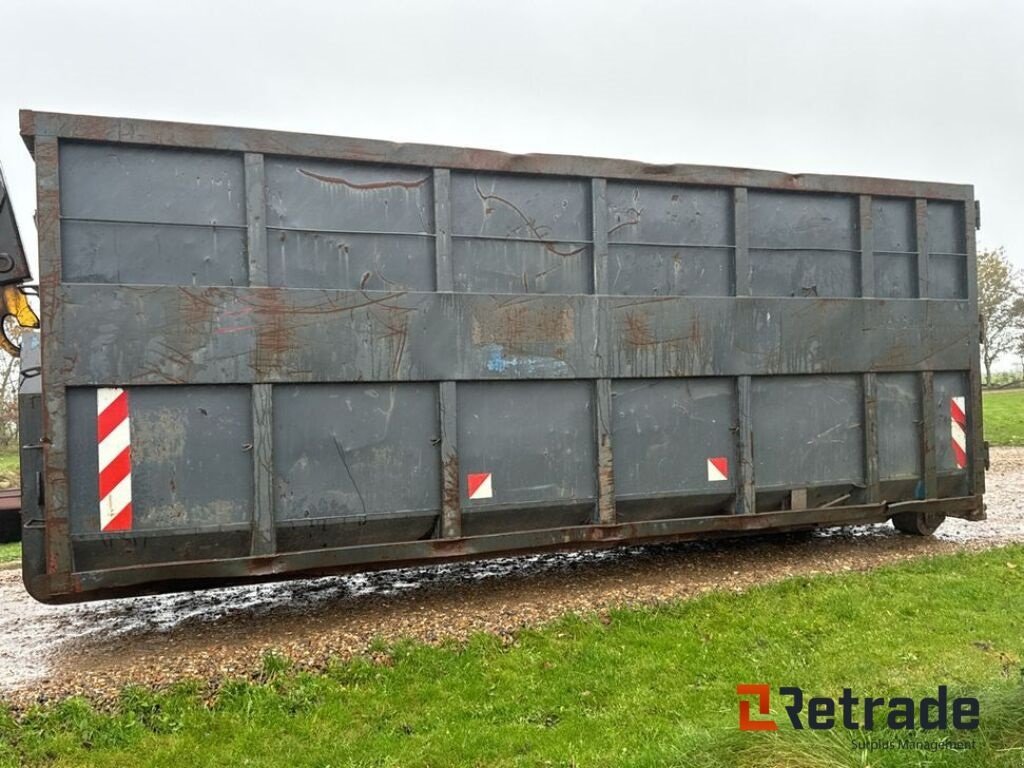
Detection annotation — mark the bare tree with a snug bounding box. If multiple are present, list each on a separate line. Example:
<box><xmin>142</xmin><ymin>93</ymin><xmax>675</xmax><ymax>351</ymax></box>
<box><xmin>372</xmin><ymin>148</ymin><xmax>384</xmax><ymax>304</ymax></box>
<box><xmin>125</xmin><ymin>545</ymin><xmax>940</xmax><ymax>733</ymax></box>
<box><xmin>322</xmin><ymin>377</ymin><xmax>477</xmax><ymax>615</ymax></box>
<box><xmin>978</xmin><ymin>247</ymin><xmax>1023</xmax><ymax>385</ymax></box>
<box><xmin>0</xmin><ymin>321</ymin><xmax>20</xmax><ymax>446</ymax></box>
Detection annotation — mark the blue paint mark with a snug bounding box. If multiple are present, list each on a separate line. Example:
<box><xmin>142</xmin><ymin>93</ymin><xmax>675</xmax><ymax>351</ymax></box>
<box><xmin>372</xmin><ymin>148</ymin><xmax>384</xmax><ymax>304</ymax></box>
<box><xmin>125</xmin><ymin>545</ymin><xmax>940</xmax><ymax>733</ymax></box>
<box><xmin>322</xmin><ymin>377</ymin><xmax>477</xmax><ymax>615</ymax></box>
<box><xmin>482</xmin><ymin>344</ymin><xmax>568</xmax><ymax>375</ymax></box>
<box><xmin>485</xmin><ymin>344</ymin><xmax>509</xmax><ymax>373</ymax></box>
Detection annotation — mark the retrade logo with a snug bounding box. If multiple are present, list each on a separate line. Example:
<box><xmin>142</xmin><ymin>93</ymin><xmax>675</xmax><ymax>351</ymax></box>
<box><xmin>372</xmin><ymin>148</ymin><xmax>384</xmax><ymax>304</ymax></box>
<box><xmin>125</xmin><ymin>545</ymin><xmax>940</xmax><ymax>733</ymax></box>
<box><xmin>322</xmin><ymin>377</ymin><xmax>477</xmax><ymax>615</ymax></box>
<box><xmin>737</xmin><ymin>684</ymin><xmax>779</xmax><ymax>731</ymax></box>
<box><xmin>737</xmin><ymin>685</ymin><xmax>979</xmax><ymax>732</ymax></box>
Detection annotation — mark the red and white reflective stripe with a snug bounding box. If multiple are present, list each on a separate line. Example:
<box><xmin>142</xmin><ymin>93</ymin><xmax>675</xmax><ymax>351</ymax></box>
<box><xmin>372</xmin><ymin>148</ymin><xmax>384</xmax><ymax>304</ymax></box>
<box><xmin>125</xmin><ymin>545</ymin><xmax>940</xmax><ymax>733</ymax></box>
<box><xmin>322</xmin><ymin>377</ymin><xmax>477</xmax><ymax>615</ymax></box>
<box><xmin>97</xmin><ymin>387</ymin><xmax>133</xmax><ymax>532</ymax></box>
<box><xmin>707</xmin><ymin>456</ymin><xmax>729</xmax><ymax>482</ymax></box>
<box><xmin>467</xmin><ymin>472</ymin><xmax>493</xmax><ymax>500</ymax></box>
<box><xmin>950</xmin><ymin>396</ymin><xmax>967</xmax><ymax>470</ymax></box>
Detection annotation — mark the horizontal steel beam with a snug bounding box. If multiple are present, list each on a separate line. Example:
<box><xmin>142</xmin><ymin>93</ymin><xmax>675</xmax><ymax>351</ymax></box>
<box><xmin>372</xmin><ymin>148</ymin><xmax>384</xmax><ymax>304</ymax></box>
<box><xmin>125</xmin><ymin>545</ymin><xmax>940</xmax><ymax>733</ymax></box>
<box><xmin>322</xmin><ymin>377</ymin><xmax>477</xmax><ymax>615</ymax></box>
<box><xmin>27</xmin><ymin>495</ymin><xmax>980</xmax><ymax>603</ymax></box>
<box><xmin>20</xmin><ymin>110</ymin><xmax>973</xmax><ymax>201</ymax></box>
<box><xmin>58</xmin><ymin>285</ymin><xmax>975</xmax><ymax>385</ymax></box>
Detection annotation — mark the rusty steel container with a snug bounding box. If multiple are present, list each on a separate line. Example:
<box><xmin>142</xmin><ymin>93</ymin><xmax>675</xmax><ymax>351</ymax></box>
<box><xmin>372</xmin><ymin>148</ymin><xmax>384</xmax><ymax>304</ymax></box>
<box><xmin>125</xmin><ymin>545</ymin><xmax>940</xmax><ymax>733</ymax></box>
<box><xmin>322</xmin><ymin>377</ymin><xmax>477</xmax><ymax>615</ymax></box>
<box><xmin>16</xmin><ymin>110</ymin><xmax>985</xmax><ymax>603</ymax></box>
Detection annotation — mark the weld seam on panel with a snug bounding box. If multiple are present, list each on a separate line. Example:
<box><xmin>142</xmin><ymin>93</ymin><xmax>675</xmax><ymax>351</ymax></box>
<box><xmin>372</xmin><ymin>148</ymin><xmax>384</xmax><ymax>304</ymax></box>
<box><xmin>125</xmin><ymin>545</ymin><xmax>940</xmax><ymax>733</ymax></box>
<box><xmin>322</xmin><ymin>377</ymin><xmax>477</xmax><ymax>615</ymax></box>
<box><xmin>245</xmin><ymin>153</ymin><xmax>269</xmax><ymax>287</ymax></box>
<box><xmin>250</xmin><ymin>384</ymin><xmax>275</xmax><ymax>556</ymax></box>
<box><xmin>915</xmin><ymin>199</ymin><xmax>929</xmax><ymax>299</ymax></box>
<box><xmin>36</xmin><ymin>135</ymin><xmax>73</xmax><ymax>587</ymax></box>
<box><xmin>433</xmin><ymin>170</ymin><xmax>453</xmax><ymax>292</ymax></box>
<box><xmin>748</xmin><ymin>246</ymin><xmax>863</xmax><ymax>254</ymax></box>
<box><xmin>863</xmin><ymin>373</ymin><xmax>880</xmax><ymax>502</ymax></box>
<box><xmin>733</xmin><ymin>189</ymin><xmax>750</xmax><ymax>296</ymax></box>
<box><xmin>450</xmin><ymin>234</ymin><xmax>593</xmax><ymax>246</ymax></box>
<box><xmin>267</xmin><ymin>225</ymin><xmax>433</xmax><ymax>238</ymax></box>
<box><xmin>859</xmin><ymin>195</ymin><xmax>874</xmax><ymax>297</ymax></box>
<box><xmin>60</xmin><ymin>216</ymin><xmax>248</xmax><ymax>230</ymax></box>
<box><xmin>439</xmin><ymin>381</ymin><xmax>461</xmax><ymax>538</ymax></box>
<box><xmin>920</xmin><ymin>371</ymin><xmax>937</xmax><ymax>498</ymax></box>
<box><xmin>607</xmin><ymin>241</ymin><xmax>736</xmax><ymax>251</ymax></box>
<box><xmin>735</xmin><ymin>375</ymin><xmax>755</xmax><ymax>514</ymax></box>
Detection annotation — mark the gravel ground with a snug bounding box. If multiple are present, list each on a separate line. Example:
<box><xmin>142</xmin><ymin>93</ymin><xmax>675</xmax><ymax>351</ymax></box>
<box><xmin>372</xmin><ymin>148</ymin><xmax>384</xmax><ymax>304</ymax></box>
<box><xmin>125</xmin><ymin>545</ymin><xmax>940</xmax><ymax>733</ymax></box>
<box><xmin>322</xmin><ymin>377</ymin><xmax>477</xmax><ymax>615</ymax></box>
<box><xmin>2</xmin><ymin>447</ymin><xmax>1022</xmax><ymax>710</ymax></box>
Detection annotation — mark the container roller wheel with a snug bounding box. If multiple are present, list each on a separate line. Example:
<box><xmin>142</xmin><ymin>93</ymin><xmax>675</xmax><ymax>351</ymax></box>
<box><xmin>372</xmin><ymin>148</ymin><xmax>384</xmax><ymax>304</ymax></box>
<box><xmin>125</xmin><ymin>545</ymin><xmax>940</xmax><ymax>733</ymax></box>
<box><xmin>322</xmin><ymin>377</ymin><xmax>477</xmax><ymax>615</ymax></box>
<box><xmin>891</xmin><ymin>511</ymin><xmax>946</xmax><ymax>536</ymax></box>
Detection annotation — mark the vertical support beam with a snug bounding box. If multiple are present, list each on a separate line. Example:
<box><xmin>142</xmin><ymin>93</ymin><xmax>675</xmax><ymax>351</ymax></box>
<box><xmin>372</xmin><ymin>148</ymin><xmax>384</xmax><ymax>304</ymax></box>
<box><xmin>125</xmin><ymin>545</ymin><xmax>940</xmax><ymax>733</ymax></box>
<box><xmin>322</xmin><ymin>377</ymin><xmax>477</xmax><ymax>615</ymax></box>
<box><xmin>920</xmin><ymin>371</ymin><xmax>938</xmax><ymax>499</ymax></box>
<box><xmin>435</xmin><ymin>171</ymin><xmax>460</xmax><ymax>537</ymax></box>
<box><xmin>591</xmin><ymin>179</ymin><xmax>615</xmax><ymax>523</ymax></box>
<box><xmin>250</xmin><ymin>384</ymin><xmax>275</xmax><ymax>556</ymax></box>
<box><xmin>433</xmin><ymin>169</ymin><xmax>453</xmax><ymax>292</ymax></box>
<box><xmin>244</xmin><ymin>153</ymin><xmax>268</xmax><ymax>287</ymax></box>
<box><xmin>439</xmin><ymin>381</ymin><xmax>461</xmax><ymax>538</ymax></box>
<box><xmin>915</xmin><ymin>198</ymin><xmax>929</xmax><ymax>299</ymax></box>
<box><xmin>862</xmin><ymin>372</ymin><xmax>880</xmax><ymax>502</ymax></box>
<box><xmin>591</xmin><ymin>178</ymin><xmax>609</xmax><ymax>295</ymax></box>
<box><xmin>859</xmin><ymin>195</ymin><xmax>874</xmax><ymax>297</ymax></box>
<box><xmin>35</xmin><ymin>135</ymin><xmax>72</xmax><ymax>591</ymax></box>
<box><xmin>246</xmin><ymin>154</ymin><xmax>274</xmax><ymax>555</ymax></box>
<box><xmin>595</xmin><ymin>379</ymin><xmax>615</xmax><ymax>525</ymax></box>
<box><xmin>964</xmin><ymin>197</ymin><xmax>985</xmax><ymax>495</ymax></box>
<box><xmin>735</xmin><ymin>375</ymin><xmax>756</xmax><ymax>514</ymax></box>
<box><xmin>733</xmin><ymin>188</ymin><xmax>750</xmax><ymax>296</ymax></box>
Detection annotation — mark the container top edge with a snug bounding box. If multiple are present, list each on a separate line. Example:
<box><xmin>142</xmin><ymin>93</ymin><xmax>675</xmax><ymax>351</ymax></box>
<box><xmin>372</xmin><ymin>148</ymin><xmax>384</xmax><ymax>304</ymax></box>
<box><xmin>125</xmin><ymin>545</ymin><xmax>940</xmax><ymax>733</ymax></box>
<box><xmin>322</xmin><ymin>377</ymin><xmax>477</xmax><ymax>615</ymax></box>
<box><xmin>18</xmin><ymin>109</ymin><xmax>974</xmax><ymax>200</ymax></box>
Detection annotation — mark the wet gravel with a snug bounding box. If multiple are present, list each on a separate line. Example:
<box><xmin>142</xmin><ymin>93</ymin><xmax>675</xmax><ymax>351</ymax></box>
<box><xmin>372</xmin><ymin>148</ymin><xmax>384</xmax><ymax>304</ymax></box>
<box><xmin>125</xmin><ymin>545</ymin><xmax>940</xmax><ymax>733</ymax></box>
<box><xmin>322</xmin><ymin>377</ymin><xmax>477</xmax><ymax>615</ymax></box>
<box><xmin>2</xmin><ymin>447</ymin><xmax>1022</xmax><ymax>710</ymax></box>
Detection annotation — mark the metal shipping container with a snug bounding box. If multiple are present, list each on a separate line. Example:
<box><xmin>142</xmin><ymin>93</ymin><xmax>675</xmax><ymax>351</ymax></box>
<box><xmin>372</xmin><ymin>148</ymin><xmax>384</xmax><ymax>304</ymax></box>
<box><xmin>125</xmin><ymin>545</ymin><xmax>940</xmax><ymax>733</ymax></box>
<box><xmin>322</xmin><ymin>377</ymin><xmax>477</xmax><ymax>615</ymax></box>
<box><xmin>16</xmin><ymin>110</ymin><xmax>985</xmax><ymax>603</ymax></box>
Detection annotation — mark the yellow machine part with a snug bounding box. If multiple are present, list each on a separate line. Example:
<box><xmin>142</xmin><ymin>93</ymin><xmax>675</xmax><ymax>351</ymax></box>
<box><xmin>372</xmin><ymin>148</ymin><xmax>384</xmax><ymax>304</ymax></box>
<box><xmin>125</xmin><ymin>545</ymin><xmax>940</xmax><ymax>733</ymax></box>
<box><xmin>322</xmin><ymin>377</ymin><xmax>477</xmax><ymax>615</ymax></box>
<box><xmin>0</xmin><ymin>284</ymin><xmax>39</xmax><ymax>357</ymax></box>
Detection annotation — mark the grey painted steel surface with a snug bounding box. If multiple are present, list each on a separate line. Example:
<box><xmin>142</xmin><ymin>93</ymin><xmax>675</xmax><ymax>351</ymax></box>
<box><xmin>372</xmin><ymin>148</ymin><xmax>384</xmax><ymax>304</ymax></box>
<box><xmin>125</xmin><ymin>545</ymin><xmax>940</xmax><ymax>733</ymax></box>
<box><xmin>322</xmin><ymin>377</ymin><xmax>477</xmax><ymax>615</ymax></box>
<box><xmin>0</xmin><ymin>164</ymin><xmax>32</xmax><ymax>285</ymax></box>
<box><xmin>17</xmin><ymin>110</ymin><xmax>985</xmax><ymax>603</ymax></box>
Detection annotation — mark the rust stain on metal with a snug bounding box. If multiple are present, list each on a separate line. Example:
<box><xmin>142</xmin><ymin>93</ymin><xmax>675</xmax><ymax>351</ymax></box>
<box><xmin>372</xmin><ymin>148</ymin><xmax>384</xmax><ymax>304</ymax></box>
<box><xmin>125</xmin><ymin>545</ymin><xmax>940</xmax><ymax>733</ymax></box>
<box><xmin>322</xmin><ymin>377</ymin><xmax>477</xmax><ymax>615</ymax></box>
<box><xmin>471</xmin><ymin>304</ymin><xmax>574</xmax><ymax>352</ymax></box>
<box><xmin>297</xmin><ymin>168</ymin><xmax>430</xmax><ymax>190</ymax></box>
<box><xmin>442</xmin><ymin>453</ymin><xmax>460</xmax><ymax>521</ymax></box>
<box><xmin>372</xmin><ymin>304</ymin><xmax>412</xmax><ymax>378</ymax></box>
<box><xmin>472</xmin><ymin>177</ymin><xmax>586</xmax><ymax>257</ymax></box>
<box><xmin>250</xmin><ymin>289</ymin><xmax>299</xmax><ymax>374</ymax></box>
<box><xmin>621</xmin><ymin>311</ymin><xmax>654</xmax><ymax>347</ymax></box>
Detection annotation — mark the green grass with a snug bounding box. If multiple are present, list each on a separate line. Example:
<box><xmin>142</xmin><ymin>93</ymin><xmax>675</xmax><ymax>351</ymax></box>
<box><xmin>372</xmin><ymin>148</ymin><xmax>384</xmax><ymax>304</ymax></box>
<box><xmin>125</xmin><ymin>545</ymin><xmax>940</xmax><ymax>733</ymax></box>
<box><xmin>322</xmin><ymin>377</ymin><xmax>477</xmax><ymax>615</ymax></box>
<box><xmin>0</xmin><ymin>448</ymin><xmax>16</xmax><ymax>476</ymax></box>
<box><xmin>0</xmin><ymin>543</ymin><xmax>19</xmax><ymax>565</ymax></box>
<box><xmin>0</xmin><ymin>447</ymin><xmax>17</xmax><ymax>489</ymax></box>
<box><xmin>983</xmin><ymin>388</ymin><xmax>1024</xmax><ymax>446</ymax></box>
<box><xmin>3</xmin><ymin>546</ymin><xmax>1023</xmax><ymax>767</ymax></box>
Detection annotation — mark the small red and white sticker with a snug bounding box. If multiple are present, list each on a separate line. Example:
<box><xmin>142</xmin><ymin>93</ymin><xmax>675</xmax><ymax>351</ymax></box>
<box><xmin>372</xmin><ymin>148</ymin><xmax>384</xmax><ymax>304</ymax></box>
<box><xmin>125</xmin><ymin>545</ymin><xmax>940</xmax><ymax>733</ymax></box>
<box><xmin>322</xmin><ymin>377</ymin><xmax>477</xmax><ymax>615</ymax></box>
<box><xmin>467</xmin><ymin>472</ymin><xmax>493</xmax><ymax>500</ymax></box>
<box><xmin>707</xmin><ymin>456</ymin><xmax>729</xmax><ymax>482</ymax></box>
<box><xmin>97</xmin><ymin>387</ymin><xmax>133</xmax><ymax>532</ymax></box>
<box><xmin>950</xmin><ymin>396</ymin><xmax>967</xmax><ymax>469</ymax></box>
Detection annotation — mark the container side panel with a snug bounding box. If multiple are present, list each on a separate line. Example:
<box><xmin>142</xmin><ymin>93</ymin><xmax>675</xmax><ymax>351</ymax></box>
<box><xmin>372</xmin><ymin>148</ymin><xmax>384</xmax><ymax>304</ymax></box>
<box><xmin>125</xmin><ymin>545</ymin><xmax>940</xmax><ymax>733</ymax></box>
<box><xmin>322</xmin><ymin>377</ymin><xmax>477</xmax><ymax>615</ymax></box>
<box><xmin>607</xmin><ymin>245</ymin><xmax>732</xmax><ymax>296</ymax></box>
<box><xmin>450</xmin><ymin>173</ymin><xmax>591</xmax><ymax>294</ymax></box>
<box><xmin>457</xmin><ymin>381</ymin><xmax>596</xmax><ymax>508</ymax></box>
<box><xmin>927</xmin><ymin>201</ymin><xmax>967</xmax><ymax>299</ymax></box>
<box><xmin>872</xmin><ymin>198</ymin><xmax>917</xmax><ymax>299</ymax></box>
<box><xmin>873</xmin><ymin>198</ymin><xmax>916</xmax><ymax>252</ymax></box>
<box><xmin>264</xmin><ymin>158</ymin><xmax>435</xmax><ymax>291</ymax></box>
<box><xmin>751</xmin><ymin>375</ymin><xmax>864</xmax><ymax>488</ymax></box>
<box><xmin>268</xmin><ymin>231</ymin><xmax>435</xmax><ymax>291</ymax></box>
<box><xmin>272</xmin><ymin>383</ymin><xmax>441</xmax><ymax>522</ymax></box>
<box><xmin>611</xmin><ymin>378</ymin><xmax>736</xmax><ymax>497</ymax></box>
<box><xmin>749</xmin><ymin>191</ymin><xmax>859</xmax><ymax>298</ymax></box>
<box><xmin>605</xmin><ymin>183</ymin><xmax>733</xmax><ymax>297</ymax></box>
<box><xmin>59</xmin><ymin>143</ymin><xmax>246</xmax><ymax>286</ymax></box>
<box><xmin>876</xmin><ymin>372</ymin><xmax>922</xmax><ymax>480</ymax></box>
<box><xmin>606</xmin><ymin>184</ymin><xmax>734</xmax><ymax>245</ymax></box>
<box><xmin>61</xmin><ymin>223</ymin><xmax>247</xmax><ymax>286</ymax></box>
<box><xmin>874</xmin><ymin>253</ymin><xmax>917</xmax><ymax>299</ymax></box>
<box><xmin>66</xmin><ymin>386</ymin><xmax>253</xmax><ymax>535</ymax></box>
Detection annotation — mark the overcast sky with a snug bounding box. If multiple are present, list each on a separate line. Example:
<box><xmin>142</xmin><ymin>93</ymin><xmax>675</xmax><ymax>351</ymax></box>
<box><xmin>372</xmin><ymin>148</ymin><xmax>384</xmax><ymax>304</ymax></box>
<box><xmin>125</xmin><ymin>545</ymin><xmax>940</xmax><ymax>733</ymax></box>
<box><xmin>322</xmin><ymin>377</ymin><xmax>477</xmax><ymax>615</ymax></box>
<box><xmin>1</xmin><ymin>0</ymin><xmax>1021</xmax><ymax>278</ymax></box>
